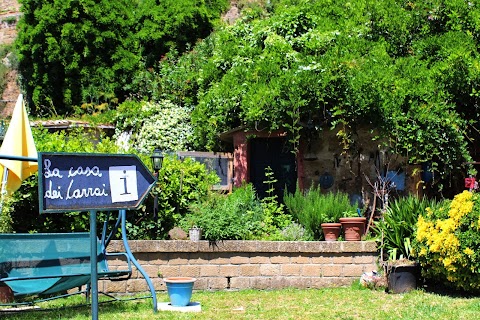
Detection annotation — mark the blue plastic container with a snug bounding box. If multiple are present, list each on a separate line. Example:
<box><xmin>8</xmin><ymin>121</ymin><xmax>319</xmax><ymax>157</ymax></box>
<box><xmin>164</xmin><ymin>277</ymin><xmax>196</xmax><ymax>307</ymax></box>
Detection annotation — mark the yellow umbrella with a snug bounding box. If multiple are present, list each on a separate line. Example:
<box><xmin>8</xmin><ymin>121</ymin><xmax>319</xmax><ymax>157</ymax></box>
<box><xmin>0</xmin><ymin>94</ymin><xmax>38</xmax><ymax>196</ymax></box>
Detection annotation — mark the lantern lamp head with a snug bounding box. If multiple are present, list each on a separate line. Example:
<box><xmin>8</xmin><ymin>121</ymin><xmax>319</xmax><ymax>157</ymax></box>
<box><xmin>151</xmin><ymin>149</ymin><xmax>164</xmax><ymax>171</ymax></box>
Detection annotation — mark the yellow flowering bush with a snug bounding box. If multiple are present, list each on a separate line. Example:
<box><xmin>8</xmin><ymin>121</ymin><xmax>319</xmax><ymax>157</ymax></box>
<box><xmin>414</xmin><ymin>191</ymin><xmax>480</xmax><ymax>292</ymax></box>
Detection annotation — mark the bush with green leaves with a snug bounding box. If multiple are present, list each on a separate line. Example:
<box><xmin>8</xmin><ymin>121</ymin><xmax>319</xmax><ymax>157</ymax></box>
<box><xmin>284</xmin><ymin>186</ymin><xmax>357</xmax><ymax>240</ymax></box>
<box><xmin>181</xmin><ymin>184</ymin><xmax>265</xmax><ymax>240</ymax></box>
<box><xmin>4</xmin><ymin>128</ymin><xmax>218</xmax><ymax>239</ymax></box>
<box><xmin>413</xmin><ymin>191</ymin><xmax>480</xmax><ymax>292</ymax></box>
<box><xmin>147</xmin><ymin>155</ymin><xmax>220</xmax><ymax>239</ymax></box>
<box><xmin>148</xmin><ymin>0</ymin><xmax>479</xmax><ymax>193</ymax></box>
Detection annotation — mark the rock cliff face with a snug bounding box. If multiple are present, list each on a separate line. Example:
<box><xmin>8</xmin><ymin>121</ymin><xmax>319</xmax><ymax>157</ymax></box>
<box><xmin>1</xmin><ymin>0</ymin><xmax>21</xmax><ymax>117</ymax></box>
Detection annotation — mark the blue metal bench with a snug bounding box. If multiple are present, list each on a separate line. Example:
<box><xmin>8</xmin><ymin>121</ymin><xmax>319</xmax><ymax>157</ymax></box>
<box><xmin>0</xmin><ymin>232</ymin><xmax>131</xmax><ymax>301</ymax></box>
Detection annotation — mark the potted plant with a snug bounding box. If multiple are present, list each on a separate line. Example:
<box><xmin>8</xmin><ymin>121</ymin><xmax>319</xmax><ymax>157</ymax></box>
<box><xmin>339</xmin><ymin>208</ymin><xmax>366</xmax><ymax>241</ymax></box>
<box><xmin>284</xmin><ymin>186</ymin><xmax>357</xmax><ymax>241</ymax></box>
<box><xmin>384</xmin><ymin>239</ymin><xmax>418</xmax><ymax>294</ymax></box>
<box><xmin>374</xmin><ymin>196</ymin><xmax>436</xmax><ymax>293</ymax></box>
<box><xmin>321</xmin><ymin>192</ymin><xmax>357</xmax><ymax>241</ymax></box>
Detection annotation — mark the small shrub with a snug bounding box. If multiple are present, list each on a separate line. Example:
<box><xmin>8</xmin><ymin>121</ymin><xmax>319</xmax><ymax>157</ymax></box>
<box><xmin>283</xmin><ymin>186</ymin><xmax>357</xmax><ymax>240</ymax></box>
<box><xmin>414</xmin><ymin>191</ymin><xmax>480</xmax><ymax>292</ymax></box>
<box><xmin>278</xmin><ymin>222</ymin><xmax>313</xmax><ymax>241</ymax></box>
<box><xmin>181</xmin><ymin>184</ymin><xmax>264</xmax><ymax>240</ymax></box>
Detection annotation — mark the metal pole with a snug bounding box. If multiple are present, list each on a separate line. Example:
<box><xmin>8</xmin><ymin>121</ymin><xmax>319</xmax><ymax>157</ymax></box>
<box><xmin>153</xmin><ymin>171</ymin><xmax>158</xmax><ymax>238</ymax></box>
<box><xmin>120</xmin><ymin>209</ymin><xmax>158</xmax><ymax>312</ymax></box>
<box><xmin>90</xmin><ymin>210</ymin><xmax>99</xmax><ymax>320</ymax></box>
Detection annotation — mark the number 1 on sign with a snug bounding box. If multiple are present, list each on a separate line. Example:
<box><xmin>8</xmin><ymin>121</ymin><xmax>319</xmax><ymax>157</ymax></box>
<box><xmin>109</xmin><ymin>166</ymin><xmax>139</xmax><ymax>203</ymax></box>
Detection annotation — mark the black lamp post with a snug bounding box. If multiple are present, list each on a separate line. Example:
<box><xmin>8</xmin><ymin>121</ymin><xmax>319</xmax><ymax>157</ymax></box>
<box><xmin>150</xmin><ymin>149</ymin><xmax>164</xmax><ymax>238</ymax></box>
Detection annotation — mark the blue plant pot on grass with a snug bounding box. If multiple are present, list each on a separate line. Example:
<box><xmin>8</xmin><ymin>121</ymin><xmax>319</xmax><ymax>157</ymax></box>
<box><xmin>164</xmin><ymin>277</ymin><xmax>196</xmax><ymax>306</ymax></box>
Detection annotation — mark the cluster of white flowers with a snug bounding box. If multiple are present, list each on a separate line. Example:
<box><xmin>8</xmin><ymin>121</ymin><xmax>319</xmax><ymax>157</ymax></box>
<box><xmin>117</xmin><ymin>100</ymin><xmax>193</xmax><ymax>153</ymax></box>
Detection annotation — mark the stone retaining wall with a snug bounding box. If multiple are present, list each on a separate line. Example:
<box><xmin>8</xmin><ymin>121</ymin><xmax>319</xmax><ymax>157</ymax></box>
<box><xmin>101</xmin><ymin>240</ymin><xmax>378</xmax><ymax>294</ymax></box>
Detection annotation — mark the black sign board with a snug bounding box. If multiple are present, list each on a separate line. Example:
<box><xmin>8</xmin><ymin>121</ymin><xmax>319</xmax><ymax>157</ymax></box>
<box><xmin>38</xmin><ymin>153</ymin><xmax>156</xmax><ymax>213</ymax></box>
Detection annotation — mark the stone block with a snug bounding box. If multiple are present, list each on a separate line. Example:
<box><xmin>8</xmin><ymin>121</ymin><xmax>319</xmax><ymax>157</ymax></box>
<box><xmin>219</xmin><ymin>265</ymin><xmax>240</xmax><ymax>277</ymax></box>
<box><xmin>249</xmin><ymin>255</ymin><xmax>270</xmax><ymax>264</ymax></box>
<box><xmin>310</xmin><ymin>254</ymin><xmax>333</xmax><ymax>265</ymax></box>
<box><xmin>148</xmin><ymin>252</ymin><xmax>169</xmax><ymax>265</ymax></box>
<box><xmin>187</xmin><ymin>252</ymin><xmax>210</xmax><ymax>265</ymax></box>
<box><xmin>250</xmin><ymin>277</ymin><xmax>272</xmax><ymax>290</ymax></box>
<box><xmin>208</xmin><ymin>277</ymin><xmax>228</xmax><ymax>290</ymax></box>
<box><xmin>286</xmin><ymin>277</ymin><xmax>311</xmax><ymax>289</ymax></box>
<box><xmin>168</xmin><ymin>253</ymin><xmax>189</xmax><ymax>265</ymax></box>
<box><xmin>321</xmin><ymin>265</ymin><xmax>342</xmax><ymax>277</ymax></box>
<box><xmin>141</xmin><ymin>265</ymin><xmax>160</xmax><ymax>278</ymax></box>
<box><xmin>341</xmin><ymin>241</ymin><xmax>364</xmax><ymax>253</ymax></box>
<box><xmin>102</xmin><ymin>280</ymin><xmax>127</xmax><ymax>294</ymax></box>
<box><xmin>230</xmin><ymin>254</ymin><xmax>250</xmax><ymax>264</ymax></box>
<box><xmin>353</xmin><ymin>253</ymin><xmax>376</xmax><ymax>264</ymax></box>
<box><xmin>302</xmin><ymin>264</ymin><xmax>321</xmax><ymax>277</ymax></box>
<box><xmin>240</xmin><ymin>264</ymin><xmax>260</xmax><ymax>276</ymax></box>
<box><xmin>342</xmin><ymin>264</ymin><xmax>365</xmax><ymax>277</ymax></box>
<box><xmin>281</xmin><ymin>264</ymin><xmax>301</xmax><ymax>276</ymax></box>
<box><xmin>332</xmin><ymin>253</ymin><xmax>354</xmax><ymax>264</ymax></box>
<box><xmin>193</xmin><ymin>277</ymin><xmax>208</xmax><ymax>290</ymax></box>
<box><xmin>209</xmin><ymin>252</ymin><xmax>233</xmax><ymax>265</ymax></box>
<box><xmin>230</xmin><ymin>277</ymin><xmax>251</xmax><ymax>289</ymax></box>
<box><xmin>158</xmin><ymin>265</ymin><xmax>180</xmax><ymax>278</ymax></box>
<box><xmin>200</xmin><ymin>265</ymin><xmax>220</xmax><ymax>277</ymax></box>
<box><xmin>127</xmin><ymin>279</ymin><xmax>149</xmax><ymax>293</ymax></box>
<box><xmin>256</xmin><ymin>241</ymin><xmax>279</xmax><ymax>252</ymax></box>
<box><xmin>270</xmin><ymin>254</ymin><xmax>291</xmax><ymax>264</ymax></box>
<box><xmin>260</xmin><ymin>264</ymin><xmax>280</xmax><ymax>276</ymax></box>
<box><xmin>291</xmin><ymin>255</ymin><xmax>311</xmax><ymax>264</ymax></box>
<box><xmin>179</xmin><ymin>265</ymin><xmax>201</xmax><ymax>277</ymax></box>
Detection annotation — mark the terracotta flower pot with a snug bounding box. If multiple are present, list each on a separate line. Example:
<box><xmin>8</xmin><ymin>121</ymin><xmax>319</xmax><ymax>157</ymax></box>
<box><xmin>339</xmin><ymin>217</ymin><xmax>366</xmax><ymax>241</ymax></box>
<box><xmin>321</xmin><ymin>223</ymin><xmax>342</xmax><ymax>241</ymax></box>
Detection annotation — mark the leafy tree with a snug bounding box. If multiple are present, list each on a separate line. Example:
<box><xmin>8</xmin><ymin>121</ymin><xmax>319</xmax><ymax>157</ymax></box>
<box><xmin>15</xmin><ymin>0</ymin><xmax>228</xmax><ymax>115</ymax></box>
<box><xmin>154</xmin><ymin>0</ymin><xmax>480</xmax><ymax>192</ymax></box>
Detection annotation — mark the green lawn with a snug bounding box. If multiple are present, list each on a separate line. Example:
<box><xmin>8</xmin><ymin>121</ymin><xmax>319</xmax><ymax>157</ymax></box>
<box><xmin>2</xmin><ymin>283</ymin><xmax>480</xmax><ymax>319</ymax></box>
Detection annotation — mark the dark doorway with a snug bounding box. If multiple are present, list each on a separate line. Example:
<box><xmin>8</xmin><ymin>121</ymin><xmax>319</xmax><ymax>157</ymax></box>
<box><xmin>249</xmin><ymin>138</ymin><xmax>297</xmax><ymax>199</ymax></box>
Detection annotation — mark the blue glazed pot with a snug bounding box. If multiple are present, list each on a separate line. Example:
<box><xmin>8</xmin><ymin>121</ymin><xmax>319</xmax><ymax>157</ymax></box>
<box><xmin>164</xmin><ymin>277</ymin><xmax>196</xmax><ymax>306</ymax></box>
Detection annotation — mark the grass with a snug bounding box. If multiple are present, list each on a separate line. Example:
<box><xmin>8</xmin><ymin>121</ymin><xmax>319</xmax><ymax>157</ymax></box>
<box><xmin>2</xmin><ymin>283</ymin><xmax>480</xmax><ymax>319</ymax></box>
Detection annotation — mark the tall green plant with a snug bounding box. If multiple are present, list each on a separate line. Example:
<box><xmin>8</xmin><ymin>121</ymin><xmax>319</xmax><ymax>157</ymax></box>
<box><xmin>260</xmin><ymin>167</ymin><xmax>292</xmax><ymax>237</ymax></box>
<box><xmin>374</xmin><ymin>195</ymin><xmax>439</xmax><ymax>261</ymax></box>
<box><xmin>284</xmin><ymin>186</ymin><xmax>356</xmax><ymax>240</ymax></box>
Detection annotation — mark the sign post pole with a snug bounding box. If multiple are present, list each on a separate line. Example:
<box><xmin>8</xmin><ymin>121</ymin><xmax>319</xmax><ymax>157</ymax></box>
<box><xmin>90</xmin><ymin>209</ymin><xmax>99</xmax><ymax>320</ymax></box>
